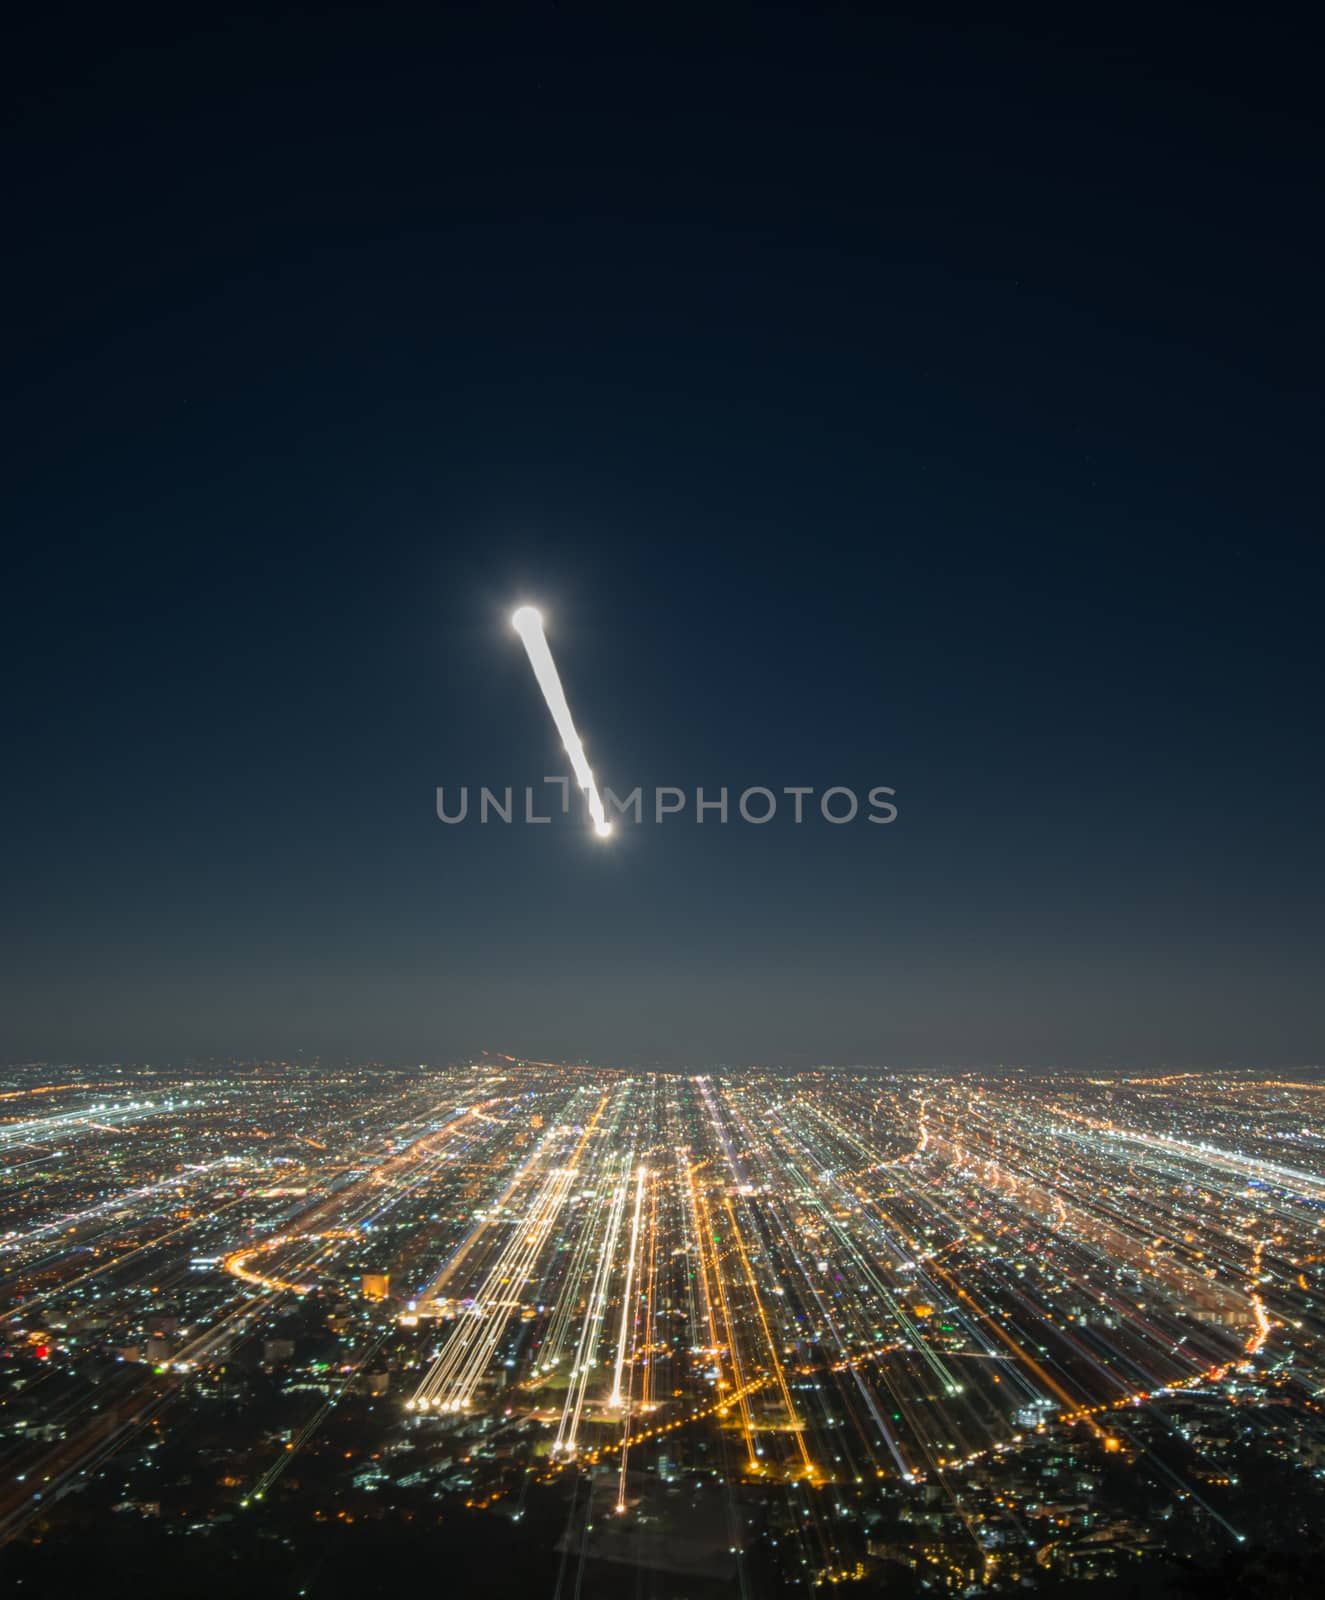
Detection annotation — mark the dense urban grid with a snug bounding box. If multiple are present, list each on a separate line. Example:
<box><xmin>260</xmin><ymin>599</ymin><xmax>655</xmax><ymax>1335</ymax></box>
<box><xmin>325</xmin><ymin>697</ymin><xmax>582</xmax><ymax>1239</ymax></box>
<box><xmin>2</xmin><ymin>1061</ymin><xmax>1323</xmax><ymax>1595</ymax></box>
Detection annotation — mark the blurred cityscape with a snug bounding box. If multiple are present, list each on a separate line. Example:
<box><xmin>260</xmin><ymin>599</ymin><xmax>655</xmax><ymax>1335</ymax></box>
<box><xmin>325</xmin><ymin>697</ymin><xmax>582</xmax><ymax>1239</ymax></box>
<box><xmin>2</xmin><ymin>1060</ymin><xmax>1323</xmax><ymax>1595</ymax></box>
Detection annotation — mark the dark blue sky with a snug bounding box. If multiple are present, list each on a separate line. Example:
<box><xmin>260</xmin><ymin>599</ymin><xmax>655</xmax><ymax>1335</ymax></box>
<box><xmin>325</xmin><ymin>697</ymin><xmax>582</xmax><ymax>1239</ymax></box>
<box><xmin>4</xmin><ymin>8</ymin><xmax>1322</xmax><ymax>1067</ymax></box>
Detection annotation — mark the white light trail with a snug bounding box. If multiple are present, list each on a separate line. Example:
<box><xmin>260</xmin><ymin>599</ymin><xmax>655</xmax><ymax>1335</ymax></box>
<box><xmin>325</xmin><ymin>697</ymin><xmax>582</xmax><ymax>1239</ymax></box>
<box><xmin>554</xmin><ymin>1155</ymin><xmax>631</xmax><ymax>1457</ymax></box>
<box><xmin>511</xmin><ymin>605</ymin><xmax>612</xmax><ymax>838</ymax></box>
<box><xmin>610</xmin><ymin>1164</ymin><xmax>648</xmax><ymax>1407</ymax></box>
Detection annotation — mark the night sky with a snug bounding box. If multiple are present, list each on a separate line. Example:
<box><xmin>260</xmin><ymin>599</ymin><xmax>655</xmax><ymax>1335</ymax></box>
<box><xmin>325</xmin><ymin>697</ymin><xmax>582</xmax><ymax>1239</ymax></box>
<box><xmin>5</xmin><ymin>8</ymin><xmax>1322</xmax><ymax>1068</ymax></box>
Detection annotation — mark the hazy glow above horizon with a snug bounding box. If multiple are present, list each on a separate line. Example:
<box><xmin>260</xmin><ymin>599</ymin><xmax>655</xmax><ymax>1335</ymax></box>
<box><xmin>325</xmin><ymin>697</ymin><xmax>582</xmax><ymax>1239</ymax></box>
<box><xmin>512</xmin><ymin>606</ymin><xmax>613</xmax><ymax>839</ymax></box>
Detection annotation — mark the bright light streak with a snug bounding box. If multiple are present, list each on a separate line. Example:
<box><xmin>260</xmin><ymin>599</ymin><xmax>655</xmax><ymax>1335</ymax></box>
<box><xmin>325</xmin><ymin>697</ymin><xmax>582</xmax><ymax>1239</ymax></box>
<box><xmin>511</xmin><ymin>606</ymin><xmax>613</xmax><ymax>838</ymax></box>
<box><xmin>611</xmin><ymin>1164</ymin><xmax>648</xmax><ymax>1408</ymax></box>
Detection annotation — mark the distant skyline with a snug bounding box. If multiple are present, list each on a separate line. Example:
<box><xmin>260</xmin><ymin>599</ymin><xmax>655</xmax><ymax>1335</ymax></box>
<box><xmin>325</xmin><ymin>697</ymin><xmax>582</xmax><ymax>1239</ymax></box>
<box><xmin>5</xmin><ymin>10</ymin><xmax>1322</xmax><ymax>1067</ymax></box>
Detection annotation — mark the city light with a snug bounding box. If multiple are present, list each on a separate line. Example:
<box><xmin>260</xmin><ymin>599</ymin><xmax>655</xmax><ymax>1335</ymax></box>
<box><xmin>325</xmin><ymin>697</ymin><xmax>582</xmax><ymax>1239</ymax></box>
<box><xmin>4</xmin><ymin>1061</ymin><xmax>1321</xmax><ymax>1581</ymax></box>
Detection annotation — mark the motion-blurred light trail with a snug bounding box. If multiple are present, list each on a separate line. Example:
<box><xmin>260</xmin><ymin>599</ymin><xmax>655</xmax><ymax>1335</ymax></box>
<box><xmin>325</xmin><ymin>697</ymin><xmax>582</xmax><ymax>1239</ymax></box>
<box><xmin>511</xmin><ymin>605</ymin><xmax>612</xmax><ymax>837</ymax></box>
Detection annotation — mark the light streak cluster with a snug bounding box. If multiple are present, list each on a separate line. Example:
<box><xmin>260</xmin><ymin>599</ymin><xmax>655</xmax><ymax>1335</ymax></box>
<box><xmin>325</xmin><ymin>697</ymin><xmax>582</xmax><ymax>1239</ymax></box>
<box><xmin>2</xmin><ymin>1061</ymin><xmax>1324</xmax><ymax>1589</ymax></box>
